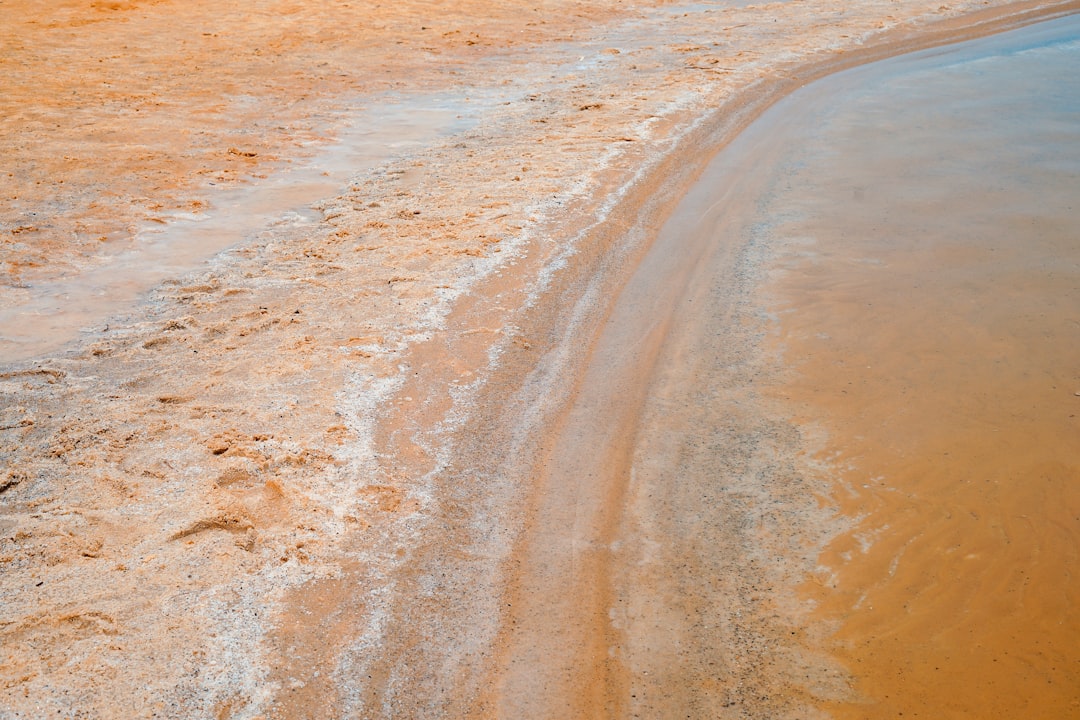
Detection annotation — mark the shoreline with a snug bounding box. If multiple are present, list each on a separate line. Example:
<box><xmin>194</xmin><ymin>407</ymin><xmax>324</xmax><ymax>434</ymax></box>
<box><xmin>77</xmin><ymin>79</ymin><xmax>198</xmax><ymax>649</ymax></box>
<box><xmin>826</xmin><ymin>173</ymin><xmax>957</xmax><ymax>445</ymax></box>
<box><xmin>1</xmin><ymin>1</ymin><xmax>1077</xmax><ymax>716</ymax></box>
<box><xmin>415</xmin><ymin>2</ymin><xmax>1080</xmax><ymax>716</ymax></box>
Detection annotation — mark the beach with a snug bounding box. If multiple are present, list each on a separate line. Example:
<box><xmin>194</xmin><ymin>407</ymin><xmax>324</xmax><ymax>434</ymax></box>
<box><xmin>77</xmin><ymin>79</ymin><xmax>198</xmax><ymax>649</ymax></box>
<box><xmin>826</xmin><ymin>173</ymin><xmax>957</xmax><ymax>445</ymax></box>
<box><xmin>756</xmin><ymin>19</ymin><xmax>1080</xmax><ymax>717</ymax></box>
<box><xmin>1</xmin><ymin>0</ymin><xmax>1077</xmax><ymax>716</ymax></box>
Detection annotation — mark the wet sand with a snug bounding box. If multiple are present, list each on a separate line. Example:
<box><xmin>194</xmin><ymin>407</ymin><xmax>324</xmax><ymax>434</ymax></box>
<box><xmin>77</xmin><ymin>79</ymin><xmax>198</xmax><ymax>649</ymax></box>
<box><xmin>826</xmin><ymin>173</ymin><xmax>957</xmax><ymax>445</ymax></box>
<box><xmin>2</xmin><ymin>0</ymin><xmax>1079</xmax><ymax>717</ymax></box>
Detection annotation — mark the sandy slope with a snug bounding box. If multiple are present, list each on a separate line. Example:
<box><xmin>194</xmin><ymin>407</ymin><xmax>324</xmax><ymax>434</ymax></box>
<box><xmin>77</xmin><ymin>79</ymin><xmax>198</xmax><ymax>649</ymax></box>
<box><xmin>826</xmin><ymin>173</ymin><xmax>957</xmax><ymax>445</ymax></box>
<box><xmin>1</xmin><ymin>0</ymin><xmax>1075</xmax><ymax>717</ymax></box>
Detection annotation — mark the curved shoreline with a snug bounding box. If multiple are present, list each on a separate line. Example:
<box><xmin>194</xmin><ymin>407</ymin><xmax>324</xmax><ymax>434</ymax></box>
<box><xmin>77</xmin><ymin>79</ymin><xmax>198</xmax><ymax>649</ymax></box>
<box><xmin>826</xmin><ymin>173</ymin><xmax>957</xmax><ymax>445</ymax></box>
<box><xmin>762</xmin><ymin>18</ymin><xmax>1080</xmax><ymax>718</ymax></box>
<box><xmin>1</xmin><ymin>1</ymin><xmax>1078</xmax><ymax>716</ymax></box>
<box><xmin>417</xmin><ymin>1</ymin><xmax>1080</xmax><ymax>717</ymax></box>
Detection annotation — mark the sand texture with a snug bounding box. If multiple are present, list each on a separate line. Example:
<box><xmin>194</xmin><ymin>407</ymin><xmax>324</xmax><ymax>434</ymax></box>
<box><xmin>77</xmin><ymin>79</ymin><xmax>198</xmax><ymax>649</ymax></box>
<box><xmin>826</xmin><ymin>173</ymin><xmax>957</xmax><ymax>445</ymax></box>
<box><xmin>1</xmin><ymin>0</ymin><xmax>1077</xmax><ymax>717</ymax></box>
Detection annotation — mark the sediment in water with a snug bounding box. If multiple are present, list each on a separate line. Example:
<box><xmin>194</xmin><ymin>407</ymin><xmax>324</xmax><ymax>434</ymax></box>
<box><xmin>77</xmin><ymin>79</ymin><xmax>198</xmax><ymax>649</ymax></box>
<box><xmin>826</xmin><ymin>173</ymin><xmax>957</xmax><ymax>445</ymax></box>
<box><xmin>757</xmin><ymin>17</ymin><xmax>1080</xmax><ymax>717</ymax></box>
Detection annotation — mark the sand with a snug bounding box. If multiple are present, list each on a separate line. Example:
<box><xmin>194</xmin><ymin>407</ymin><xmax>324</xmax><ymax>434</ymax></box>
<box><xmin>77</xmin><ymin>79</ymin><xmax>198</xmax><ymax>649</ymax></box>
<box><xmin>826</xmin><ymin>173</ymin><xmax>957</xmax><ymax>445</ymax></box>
<box><xmin>1</xmin><ymin>0</ymin><xmax>1077</xmax><ymax>717</ymax></box>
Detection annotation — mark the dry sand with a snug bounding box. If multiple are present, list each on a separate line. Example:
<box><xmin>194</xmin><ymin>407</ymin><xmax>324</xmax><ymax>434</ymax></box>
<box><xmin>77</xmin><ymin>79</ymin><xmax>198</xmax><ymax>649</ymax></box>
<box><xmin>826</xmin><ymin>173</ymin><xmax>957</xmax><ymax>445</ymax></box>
<box><xmin>1</xmin><ymin>0</ymin><xmax>1077</xmax><ymax>717</ymax></box>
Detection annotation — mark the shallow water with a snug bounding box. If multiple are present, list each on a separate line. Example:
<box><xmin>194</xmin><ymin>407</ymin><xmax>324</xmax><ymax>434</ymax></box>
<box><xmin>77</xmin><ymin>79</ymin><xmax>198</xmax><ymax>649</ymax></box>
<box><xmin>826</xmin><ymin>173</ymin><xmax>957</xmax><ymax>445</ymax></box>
<box><xmin>0</xmin><ymin>92</ymin><xmax>479</xmax><ymax>364</ymax></box>
<box><xmin>753</xmin><ymin>15</ymin><xmax>1080</xmax><ymax>718</ymax></box>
